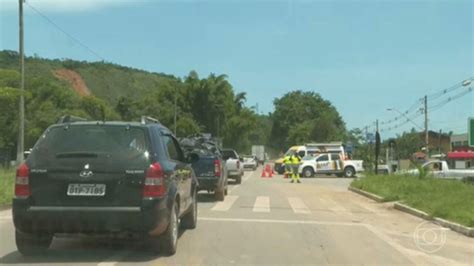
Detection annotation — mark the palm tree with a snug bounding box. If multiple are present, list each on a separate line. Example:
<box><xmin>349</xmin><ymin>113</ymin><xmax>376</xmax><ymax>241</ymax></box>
<box><xmin>234</xmin><ymin>92</ymin><xmax>247</xmax><ymax>113</ymax></box>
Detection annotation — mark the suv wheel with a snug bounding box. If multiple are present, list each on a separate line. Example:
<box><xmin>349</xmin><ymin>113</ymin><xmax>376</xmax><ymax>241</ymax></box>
<box><xmin>181</xmin><ymin>190</ymin><xmax>197</xmax><ymax>229</ymax></box>
<box><xmin>303</xmin><ymin>167</ymin><xmax>314</xmax><ymax>178</ymax></box>
<box><xmin>235</xmin><ymin>175</ymin><xmax>242</xmax><ymax>184</ymax></box>
<box><xmin>215</xmin><ymin>189</ymin><xmax>225</xmax><ymax>201</ymax></box>
<box><xmin>16</xmin><ymin>230</ymin><xmax>53</xmax><ymax>256</ymax></box>
<box><xmin>157</xmin><ymin>202</ymin><xmax>179</xmax><ymax>255</ymax></box>
<box><xmin>224</xmin><ymin>179</ymin><xmax>228</xmax><ymax>195</ymax></box>
<box><xmin>344</xmin><ymin>167</ymin><xmax>355</xmax><ymax>177</ymax></box>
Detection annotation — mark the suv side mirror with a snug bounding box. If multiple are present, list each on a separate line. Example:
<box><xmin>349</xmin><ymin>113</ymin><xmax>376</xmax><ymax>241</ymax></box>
<box><xmin>23</xmin><ymin>148</ymin><xmax>32</xmax><ymax>159</ymax></box>
<box><xmin>239</xmin><ymin>157</ymin><xmax>244</xmax><ymax>162</ymax></box>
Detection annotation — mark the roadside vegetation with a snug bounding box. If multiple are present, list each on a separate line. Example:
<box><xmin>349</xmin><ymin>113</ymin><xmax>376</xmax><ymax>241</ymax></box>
<box><xmin>0</xmin><ymin>167</ymin><xmax>15</xmax><ymax>207</ymax></box>
<box><xmin>351</xmin><ymin>175</ymin><xmax>474</xmax><ymax>227</ymax></box>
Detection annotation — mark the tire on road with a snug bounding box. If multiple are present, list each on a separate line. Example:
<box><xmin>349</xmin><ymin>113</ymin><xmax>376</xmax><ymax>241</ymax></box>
<box><xmin>344</xmin><ymin>166</ymin><xmax>355</xmax><ymax>177</ymax></box>
<box><xmin>302</xmin><ymin>167</ymin><xmax>314</xmax><ymax>178</ymax></box>
<box><xmin>215</xmin><ymin>189</ymin><xmax>225</xmax><ymax>201</ymax></box>
<box><xmin>15</xmin><ymin>230</ymin><xmax>53</xmax><ymax>256</ymax></box>
<box><xmin>151</xmin><ymin>201</ymin><xmax>179</xmax><ymax>256</ymax></box>
<box><xmin>181</xmin><ymin>189</ymin><xmax>197</xmax><ymax>230</ymax></box>
<box><xmin>235</xmin><ymin>174</ymin><xmax>242</xmax><ymax>184</ymax></box>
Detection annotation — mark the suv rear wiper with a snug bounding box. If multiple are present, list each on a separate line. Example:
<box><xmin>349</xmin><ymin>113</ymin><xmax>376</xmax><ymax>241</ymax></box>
<box><xmin>55</xmin><ymin>152</ymin><xmax>99</xmax><ymax>158</ymax></box>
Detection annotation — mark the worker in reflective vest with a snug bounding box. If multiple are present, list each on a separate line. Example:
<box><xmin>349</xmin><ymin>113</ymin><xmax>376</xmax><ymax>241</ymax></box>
<box><xmin>283</xmin><ymin>154</ymin><xmax>292</xmax><ymax>178</ymax></box>
<box><xmin>290</xmin><ymin>153</ymin><xmax>302</xmax><ymax>183</ymax></box>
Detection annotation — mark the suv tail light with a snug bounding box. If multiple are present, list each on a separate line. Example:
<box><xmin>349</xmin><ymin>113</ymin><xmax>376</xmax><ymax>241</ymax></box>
<box><xmin>236</xmin><ymin>160</ymin><xmax>240</xmax><ymax>169</ymax></box>
<box><xmin>214</xmin><ymin>159</ymin><xmax>221</xmax><ymax>177</ymax></box>
<box><xmin>143</xmin><ymin>162</ymin><xmax>166</xmax><ymax>198</ymax></box>
<box><xmin>15</xmin><ymin>163</ymin><xmax>30</xmax><ymax>198</ymax></box>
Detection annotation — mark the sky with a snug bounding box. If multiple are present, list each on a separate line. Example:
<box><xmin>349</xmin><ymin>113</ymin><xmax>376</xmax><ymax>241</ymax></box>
<box><xmin>0</xmin><ymin>0</ymin><xmax>473</xmax><ymax>138</ymax></box>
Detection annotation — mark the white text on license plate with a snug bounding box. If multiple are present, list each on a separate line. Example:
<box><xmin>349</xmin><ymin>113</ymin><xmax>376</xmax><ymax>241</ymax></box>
<box><xmin>67</xmin><ymin>184</ymin><xmax>106</xmax><ymax>196</ymax></box>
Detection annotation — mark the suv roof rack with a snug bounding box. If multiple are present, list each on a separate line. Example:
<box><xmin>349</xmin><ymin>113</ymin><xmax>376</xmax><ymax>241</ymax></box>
<box><xmin>141</xmin><ymin>116</ymin><xmax>160</xmax><ymax>124</ymax></box>
<box><xmin>57</xmin><ymin>115</ymin><xmax>87</xmax><ymax>124</ymax></box>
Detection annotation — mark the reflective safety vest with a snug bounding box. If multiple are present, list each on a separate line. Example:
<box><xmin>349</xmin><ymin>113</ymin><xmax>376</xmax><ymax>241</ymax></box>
<box><xmin>283</xmin><ymin>155</ymin><xmax>291</xmax><ymax>164</ymax></box>
<box><xmin>290</xmin><ymin>155</ymin><xmax>301</xmax><ymax>164</ymax></box>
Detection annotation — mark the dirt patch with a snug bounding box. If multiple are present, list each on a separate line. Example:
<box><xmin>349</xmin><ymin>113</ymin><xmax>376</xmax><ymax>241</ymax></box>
<box><xmin>53</xmin><ymin>69</ymin><xmax>91</xmax><ymax>96</ymax></box>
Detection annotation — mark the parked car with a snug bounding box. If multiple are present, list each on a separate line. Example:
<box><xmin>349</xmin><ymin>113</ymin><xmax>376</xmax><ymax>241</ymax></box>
<box><xmin>12</xmin><ymin>116</ymin><xmax>198</xmax><ymax>256</ymax></box>
<box><xmin>242</xmin><ymin>155</ymin><xmax>258</xmax><ymax>170</ymax></box>
<box><xmin>299</xmin><ymin>153</ymin><xmax>364</xmax><ymax>177</ymax></box>
<box><xmin>403</xmin><ymin>160</ymin><xmax>474</xmax><ymax>180</ymax></box>
<box><xmin>180</xmin><ymin>136</ymin><xmax>227</xmax><ymax>201</ymax></box>
<box><xmin>221</xmin><ymin>149</ymin><xmax>244</xmax><ymax>184</ymax></box>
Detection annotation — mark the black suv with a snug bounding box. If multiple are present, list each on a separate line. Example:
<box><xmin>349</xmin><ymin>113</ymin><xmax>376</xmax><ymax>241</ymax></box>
<box><xmin>12</xmin><ymin>116</ymin><xmax>198</xmax><ymax>256</ymax></box>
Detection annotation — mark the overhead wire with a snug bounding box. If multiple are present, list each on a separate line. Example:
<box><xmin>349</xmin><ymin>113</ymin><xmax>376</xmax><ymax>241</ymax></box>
<box><xmin>25</xmin><ymin>2</ymin><xmax>105</xmax><ymax>61</ymax></box>
<box><xmin>378</xmin><ymin>77</ymin><xmax>472</xmax><ymax>133</ymax></box>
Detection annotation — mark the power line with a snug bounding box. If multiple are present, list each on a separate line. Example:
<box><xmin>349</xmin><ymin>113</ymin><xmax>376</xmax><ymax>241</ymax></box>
<box><xmin>25</xmin><ymin>2</ymin><xmax>105</xmax><ymax>61</ymax></box>
<box><xmin>378</xmin><ymin>77</ymin><xmax>473</xmax><ymax>133</ymax></box>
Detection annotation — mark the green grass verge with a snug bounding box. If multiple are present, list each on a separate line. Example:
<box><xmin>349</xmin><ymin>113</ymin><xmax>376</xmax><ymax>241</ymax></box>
<box><xmin>0</xmin><ymin>168</ymin><xmax>15</xmax><ymax>207</ymax></box>
<box><xmin>351</xmin><ymin>175</ymin><xmax>474</xmax><ymax>227</ymax></box>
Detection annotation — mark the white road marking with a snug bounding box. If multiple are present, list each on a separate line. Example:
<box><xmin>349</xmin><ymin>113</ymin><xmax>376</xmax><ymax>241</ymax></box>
<box><xmin>252</xmin><ymin>196</ymin><xmax>270</xmax><ymax>212</ymax></box>
<box><xmin>97</xmin><ymin>252</ymin><xmax>130</xmax><ymax>266</ymax></box>
<box><xmin>288</xmin><ymin>197</ymin><xmax>311</xmax><ymax>214</ymax></box>
<box><xmin>198</xmin><ymin>217</ymin><xmax>362</xmax><ymax>226</ymax></box>
<box><xmin>320</xmin><ymin>198</ymin><xmax>348</xmax><ymax>213</ymax></box>
<box><xmin>211</xmin><ymin>195</ymin><xmax>238</xmax><ymax>211</ymax></box>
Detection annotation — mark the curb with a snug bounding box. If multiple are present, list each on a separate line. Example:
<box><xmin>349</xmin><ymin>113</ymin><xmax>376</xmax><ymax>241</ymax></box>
<box><xmin>393</xmin><ymin>202</ymin><xmax>431</xmax><ymax>220</ymax></box>
<box><xmin>348</xmin><ymin>186</ymin><xmax>384</xmax><ymax>202</ymax></box>
<box><xmin>394</xmin><ymin>202</ymin><xmax>474</xmax><ymax>238</ymax></box>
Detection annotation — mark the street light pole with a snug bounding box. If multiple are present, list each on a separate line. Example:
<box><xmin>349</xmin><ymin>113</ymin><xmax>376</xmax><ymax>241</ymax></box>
<box><xmin>424</xmin><ymin>95</ymin><xmax>429</xmax><ymax>156</ymax></box>
<box><xmin>16</xmin><ymin>0</ymin><xmax>25</xmax><ymax>165</ymax></box>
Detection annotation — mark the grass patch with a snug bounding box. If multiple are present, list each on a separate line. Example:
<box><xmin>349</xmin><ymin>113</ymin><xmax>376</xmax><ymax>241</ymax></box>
<box><xmin>0</xmin><ymin>168</ymin><xmax>15</xmax><ymax>207</ymax></box>
<box><xmin>351</xmin><ymin>175</ymin><xmax>474</xmax><ymax>227</ymax></box>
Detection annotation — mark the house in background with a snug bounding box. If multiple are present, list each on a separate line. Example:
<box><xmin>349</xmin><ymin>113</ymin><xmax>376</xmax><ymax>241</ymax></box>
<box><xmin>449</xmin><ymin>133</ymin><xmax>473</xmax><ymax>169</ymax></box>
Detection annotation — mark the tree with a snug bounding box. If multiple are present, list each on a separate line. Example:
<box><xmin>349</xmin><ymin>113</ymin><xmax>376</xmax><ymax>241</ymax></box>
<box><xmin>394</xmin><ymin>128</ymin><xmax>424</xmax><ymax>159</ymax></box>
<box><xmin>270</xmin><ymin>90</ymin><xmax>346</xmax><ymax>150</ymax></box>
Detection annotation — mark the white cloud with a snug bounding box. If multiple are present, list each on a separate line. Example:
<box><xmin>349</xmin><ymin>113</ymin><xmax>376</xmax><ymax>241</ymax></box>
<box><xmin>0</xmin><ymin>0</ymin><xmax>136</xmax><ymax>13</ymax></box>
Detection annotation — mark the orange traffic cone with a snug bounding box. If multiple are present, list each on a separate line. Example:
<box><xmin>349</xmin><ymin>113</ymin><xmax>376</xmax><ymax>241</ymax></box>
<box><xmin>261</xmin><ymin>168</ymin><xmax>268</xmax><ymax>178</ymax></box>
<box><xmin>265</xmin><ymin>164</ymin><xmax>273</xmax><ymax>178</ymax></box>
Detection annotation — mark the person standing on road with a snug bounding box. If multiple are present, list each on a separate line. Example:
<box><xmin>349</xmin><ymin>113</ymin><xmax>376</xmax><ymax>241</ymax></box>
<box><xmin>283</xmin><ymin>154</ymin><xmax>292</xmax><ymax>179</ymax></box>
<box><xmin>290</xmin><ymin>152</ymin><xmax>302</xmax><ymax>183</ymax></box>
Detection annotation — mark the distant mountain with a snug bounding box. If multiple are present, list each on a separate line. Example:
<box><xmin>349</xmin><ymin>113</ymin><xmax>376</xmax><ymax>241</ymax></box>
<box><xmin>0</xmin><ymin>50</ymin><xmax>180</xmax><ymax>104</ymax></box>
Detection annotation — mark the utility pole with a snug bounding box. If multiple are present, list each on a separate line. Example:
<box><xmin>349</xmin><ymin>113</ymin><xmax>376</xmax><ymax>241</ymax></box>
<box><xmin>438</xmin><ymin>129</ymin><xmax>442</xmax><ymax>154</ymax></box>
<box><xmin>16</xmin><ymin>0</ymin><xmax>25</xmax><ymax>165</ymax></box>
<box><xmin>375</xmin><ymin>120</ymin><xmax>379</xmax><ymax>174</ymax></box>
<box><xmin>173</xmin><ymin>89</ymin><xmax>177</xmax><ymax>135</ymax></box>
<box><xmin>424</xmin><ymin>95</ymin><xmax>429</xmax><ymax>157</ymax></box>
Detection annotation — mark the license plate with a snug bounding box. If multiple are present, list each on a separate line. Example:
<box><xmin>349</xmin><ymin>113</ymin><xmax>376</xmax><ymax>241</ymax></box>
<box><xmin>67</xmin><ymin>184</ymin><xmax>106</xmax><ymax>196</ymax></box>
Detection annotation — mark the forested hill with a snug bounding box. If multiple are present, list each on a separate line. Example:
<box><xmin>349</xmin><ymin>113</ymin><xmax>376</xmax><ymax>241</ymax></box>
<box><xmin>0</xmin><ymin>50</ymin><xmax>179</xmax><ymax>104</ymax></box>
<box><xmin>0</xmin><ymin>50</ymin><xmax>347</xmax><ymax>164</ymax></box>
<box><xmin>0</xmin><ymin>50</ymin><xmax>274</xmax><ymax>161</ymax></box>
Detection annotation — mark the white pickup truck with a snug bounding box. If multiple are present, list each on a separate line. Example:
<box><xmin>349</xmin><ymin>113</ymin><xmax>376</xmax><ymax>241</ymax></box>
<box><xmin>221</xmin><ymin>149</ymin><xmax>244</xmax><ymax>184</ymax></box>
<box><xmin>405</xmin><ymin>160</ymin><xmax>474</xmax><ymax>180</ymax></box>
<box><xmin>299</xmin><ymin>153</ymin><xmax>364</xmax><ymax>177</ymax></box>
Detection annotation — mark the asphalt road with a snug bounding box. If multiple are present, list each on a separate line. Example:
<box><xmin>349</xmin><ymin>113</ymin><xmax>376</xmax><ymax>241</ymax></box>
<box><xmin>1</xmin><ymin>167</ymin><xmax>473</xmax><ymax>265</ymax></box>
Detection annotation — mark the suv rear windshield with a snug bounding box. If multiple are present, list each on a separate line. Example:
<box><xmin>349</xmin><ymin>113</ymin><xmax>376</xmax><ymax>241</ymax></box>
<box><xmin>29</xmin><ymin>125</ymin><xmax>149</xmax><ymax>167</ymax></box>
